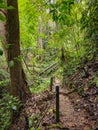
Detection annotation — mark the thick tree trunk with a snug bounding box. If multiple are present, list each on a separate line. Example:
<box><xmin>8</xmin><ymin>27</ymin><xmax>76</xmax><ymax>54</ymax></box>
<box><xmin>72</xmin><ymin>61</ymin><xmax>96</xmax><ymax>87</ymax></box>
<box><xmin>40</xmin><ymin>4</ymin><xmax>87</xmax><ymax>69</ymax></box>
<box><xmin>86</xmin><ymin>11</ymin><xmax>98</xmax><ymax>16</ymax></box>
<box><xmin>6</xmin><ymin>0</ymin><xmax>30</xmax><ymax>102</ymax></box>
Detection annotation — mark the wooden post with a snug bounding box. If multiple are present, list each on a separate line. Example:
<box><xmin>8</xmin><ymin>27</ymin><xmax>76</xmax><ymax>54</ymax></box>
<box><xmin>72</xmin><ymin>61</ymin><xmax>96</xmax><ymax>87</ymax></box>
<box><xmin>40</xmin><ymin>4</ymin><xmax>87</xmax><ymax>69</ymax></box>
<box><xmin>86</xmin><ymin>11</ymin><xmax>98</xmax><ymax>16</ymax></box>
<box><xmin>50</xmin><ymin>77</ymin><xmax>54</xmax><ymax>91</ymax></box>
<box><xmin>62</xmin><ymin>73</ymin><xmax>66</xmax><ymax>88</ymax></box>
<box><xmin>56</xmin><ymin>86</ymin><xmax>59</xmax><ymax>123</ymax></box>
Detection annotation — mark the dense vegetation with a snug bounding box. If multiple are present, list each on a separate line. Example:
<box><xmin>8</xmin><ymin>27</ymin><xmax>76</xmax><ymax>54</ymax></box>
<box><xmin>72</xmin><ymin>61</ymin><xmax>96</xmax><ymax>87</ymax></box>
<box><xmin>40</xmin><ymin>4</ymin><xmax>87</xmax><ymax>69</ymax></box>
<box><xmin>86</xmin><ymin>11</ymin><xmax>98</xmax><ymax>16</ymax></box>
<box><xmin>0</xmin><ymin>0</ymin><xmax>98</xmax><ymax>129</ymax></box>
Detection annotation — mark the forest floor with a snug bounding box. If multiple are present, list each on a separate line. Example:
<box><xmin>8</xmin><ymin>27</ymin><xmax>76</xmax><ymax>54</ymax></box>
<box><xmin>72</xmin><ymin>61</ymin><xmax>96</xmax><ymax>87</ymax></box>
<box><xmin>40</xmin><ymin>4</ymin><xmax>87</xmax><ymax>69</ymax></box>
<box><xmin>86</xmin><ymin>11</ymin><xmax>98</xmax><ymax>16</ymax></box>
<box><xmin>11</xmin><ymin>87</ymin><xmax>98</xmax><ymax>130</ymax></box>
<box><xmin>37</xmin><ymin>80</ymin><xmax>97</xmax><ymax>130</ymax></box>
<box><xmin>20</xmin><ymin>80</ymin><xmax>98</xmax><ymax>130</ymax></box>
<box><xmin>11</xmin><ymin>60</ymin><xmax>98</xmax><ymax>130</ymax></box>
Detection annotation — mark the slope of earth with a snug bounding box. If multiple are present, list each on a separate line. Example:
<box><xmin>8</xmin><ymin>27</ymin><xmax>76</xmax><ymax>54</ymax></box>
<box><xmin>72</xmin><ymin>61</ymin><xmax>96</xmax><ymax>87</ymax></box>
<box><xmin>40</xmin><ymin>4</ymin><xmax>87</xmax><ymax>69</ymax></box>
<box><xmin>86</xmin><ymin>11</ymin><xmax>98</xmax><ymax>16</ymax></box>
<box><xmin>67</xmin><ymin>59</ymin><xmax>98</xmax><ymax>130</ymax></box>
<box><xmin>40</xmin><ymin>59</ymin><xmax>98</xmax><ymax>130</ymax></box>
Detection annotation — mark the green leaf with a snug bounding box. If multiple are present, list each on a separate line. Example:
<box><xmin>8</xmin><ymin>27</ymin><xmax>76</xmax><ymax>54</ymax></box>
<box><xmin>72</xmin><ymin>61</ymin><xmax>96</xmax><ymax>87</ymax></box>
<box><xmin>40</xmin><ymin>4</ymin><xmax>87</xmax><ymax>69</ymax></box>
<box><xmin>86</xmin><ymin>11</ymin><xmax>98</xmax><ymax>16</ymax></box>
<box><xmin>29</xmin><ymin>118</ymin><xmax>33</xmax><ymax>128</ymax></box>
<box><xmin>12</xmin><ymin>106</ymin><xmax>17</xmax><ymax>110</ymax></box>
<box><xmin>0</xmin><ymin>3</ymin><xmax>7</xmax><ymax>8</ymax></box>
<box><xmin>0</xmin><ymin>4</ymin><xmax>14</xmax><ymax>9</ymax></box>
<box><xmin>5</xmin><ymin>44</ymin><xmax>11</xmax><ymax>49</ymax></box>
<box><xmin>7</xmin><ymin>6</ymin><xmax>15</xmax><ymax>10</ymax></box>
<box><xmin>0</xmin><ymin>14</ymin><xmax>6</xmax><ymax>22</ymax></box>
<box><xmin>0</xmin><ymin>48</ymin><xmax>3</xmax><ymax>56</ymax></box>
<box><xmin>8</xmin><ymin>60</ymin><xmax>14</xmax><ymax>68</ymax></box>
<box><xmin>16</xmin><ymin>55</ymin><xmax>22</xmax><ymax>62</ymax></box>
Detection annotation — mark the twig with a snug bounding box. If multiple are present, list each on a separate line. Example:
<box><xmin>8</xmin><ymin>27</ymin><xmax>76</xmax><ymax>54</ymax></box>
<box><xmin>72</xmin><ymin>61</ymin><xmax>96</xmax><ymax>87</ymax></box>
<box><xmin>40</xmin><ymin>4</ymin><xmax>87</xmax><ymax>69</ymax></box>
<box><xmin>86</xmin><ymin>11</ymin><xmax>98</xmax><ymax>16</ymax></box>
<box><xmin>22</xmin><ymin>56</ymin><xmax>33</xmax><ymax>75</ymax></box>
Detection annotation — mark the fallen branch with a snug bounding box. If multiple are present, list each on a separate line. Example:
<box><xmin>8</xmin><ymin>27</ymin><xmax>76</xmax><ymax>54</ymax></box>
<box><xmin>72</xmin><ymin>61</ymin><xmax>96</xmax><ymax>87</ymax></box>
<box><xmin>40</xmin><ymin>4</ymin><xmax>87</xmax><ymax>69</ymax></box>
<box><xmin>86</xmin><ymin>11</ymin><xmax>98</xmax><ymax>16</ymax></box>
<box><xmin>34</xmin><ymin>102</ymin><xmax>51</xmax><ymax>130</ymax></box>
<box><xmin>34</xmin><ymin>94</ymin><xmax>56</xmax><ymax>130</ymax></box>
<box><xmin>39</xmin><ymin>62</ymin><xmax>58</xmax><ymax>76</ymax></box>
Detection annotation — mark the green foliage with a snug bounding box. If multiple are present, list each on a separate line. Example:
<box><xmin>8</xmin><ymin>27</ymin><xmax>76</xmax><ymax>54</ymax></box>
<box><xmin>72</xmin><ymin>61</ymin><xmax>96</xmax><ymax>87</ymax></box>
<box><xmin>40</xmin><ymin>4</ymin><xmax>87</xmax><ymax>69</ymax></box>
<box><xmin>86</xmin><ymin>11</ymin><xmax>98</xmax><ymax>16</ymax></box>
<box><xmin>88</xmin><ymin>76</ymin><xmax>98</xmax><ymax>88</ymax></box>
<box><xmin>0</xmin><ymin>0</ymin><xmax>3</xmax><ymax>3</ymax></box>
<box><xmin>30</xmin><ymin>78</ymin><xmax>50</xmax><ymax>93</ymax></box>
<box><xmin>81</xmin><ymin>0</ymin><xmax>98</xmax><ymax>56</ymax></box>
<box><xmin>94</xmin><ymin>77</ymin><xmax>98</xmax><ymax>87</ymax></box>
<box><xmin>19</xmin><ymin>0</ymin><xmax>39</xmax><ymax>48</ymax></box>
<box><xmin>16</xmin><ymin>55</ymin><xmax>22</xmax><ymax>62</ymax></box>
<box><xmin>0</xmin><ymin>14</ymin><xmax>6</xmax><ymax>22</ymax></box>
<box><xmin>0</xmin><ymin>1</ymin><xmax>6</xmax><ymax>22</ymax></box>
<box><xmin>0</xmin><ymin>1</ymin><xmax>14</xmax><ymax>22</ymax></box>
<box><xmin>0</xmin><ymin>3</ymin><xmax>14</xmax><ymax>9</ymax></box>
<box><xmin>0</xmin><ymin>69</ymin><xmax>9</xmax><ymax>79</ymax></box>
<box><xmin>0</xmin><ymin>69</ymin><xmax>9</xmax><ymax>98</ymax></box>
<box><xmin>28</xmin><ymin>113</ymin><xmax>39</xmax><ymax>129</ymax></box>
<box><xmin>5</xmin><ymin>44</ymin><xmax>11</xmax><ymax>49</ymax></box>
<box><xmin>0</xmin><ymin>94</ymin><xmax>22</xmax><ymax>130</ymax></box>
<box><xmin>0</xmin><ymin>79</ymin><xmax>9</xmax><ymax>87</ymax></box>
<box><xmin>0</xmin><ymin>48</ymin><xmax>3</xmax><ymax>56</ymax></box>
<box><xmin>8</xmin><ymin>60</ymin><xmax>14</xmax><ymax>68</ymax></box>
<box><xmin>18</xmin><ymin>0</ymin><xmax>98</xmax><ymax>94</ymax></box>
<box><xmin>49</xmin><ymin>0</ymin><xmax>75</xmax><ymax>25</ymax></box>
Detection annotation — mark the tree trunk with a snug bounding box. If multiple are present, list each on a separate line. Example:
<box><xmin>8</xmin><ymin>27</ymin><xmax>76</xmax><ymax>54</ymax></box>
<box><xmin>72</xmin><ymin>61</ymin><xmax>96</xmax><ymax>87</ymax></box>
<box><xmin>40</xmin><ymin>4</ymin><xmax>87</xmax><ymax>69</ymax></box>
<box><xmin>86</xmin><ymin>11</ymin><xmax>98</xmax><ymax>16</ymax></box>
<box><xmin>38</xmin><ymin>16</ymin><xmax>43</xmax><ymax>49</ymax></box>
<box><xmin>61</xmin><ymin>47</ymin><xmax>66</xmax><ymax>87</ymax></box>
<box><xmin>6</xmin><ymin>0</ymin><xmax>30</xmax><ymax>102</ymax></box>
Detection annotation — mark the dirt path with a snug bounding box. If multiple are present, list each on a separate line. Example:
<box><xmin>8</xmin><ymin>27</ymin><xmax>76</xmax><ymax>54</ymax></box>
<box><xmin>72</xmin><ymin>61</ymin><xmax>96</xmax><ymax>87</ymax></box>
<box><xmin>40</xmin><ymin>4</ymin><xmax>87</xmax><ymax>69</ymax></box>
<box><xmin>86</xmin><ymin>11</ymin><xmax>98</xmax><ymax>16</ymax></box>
<box><xmin>46</xmin><ymin>79</ymin><xmax>95</xmax><ymax>130</ymax></box>
<box><xmin>32</xmin><ymin>79</ymin><xmax>96</xmax><ymax>130</ymax></box>
<box><xmin>59</xmin><ymin>89</ymin><xmax>90</xmax><ymax>130</ymax></box>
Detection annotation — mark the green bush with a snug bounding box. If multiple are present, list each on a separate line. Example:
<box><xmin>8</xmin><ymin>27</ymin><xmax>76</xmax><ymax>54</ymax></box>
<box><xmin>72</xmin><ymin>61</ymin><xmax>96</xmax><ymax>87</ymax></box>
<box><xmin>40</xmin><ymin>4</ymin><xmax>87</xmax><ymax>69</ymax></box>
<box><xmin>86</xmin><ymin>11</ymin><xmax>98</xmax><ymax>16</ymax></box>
<box><xmin>0</xmin><ymin>69</ymin><xmax>10</xmax><ymax>98</ymax></box>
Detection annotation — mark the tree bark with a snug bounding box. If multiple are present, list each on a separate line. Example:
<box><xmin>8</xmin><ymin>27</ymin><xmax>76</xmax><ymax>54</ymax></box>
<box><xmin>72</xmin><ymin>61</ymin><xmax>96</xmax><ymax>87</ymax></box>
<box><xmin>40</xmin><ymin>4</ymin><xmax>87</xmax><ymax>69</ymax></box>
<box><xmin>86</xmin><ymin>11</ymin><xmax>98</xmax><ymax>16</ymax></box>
<box><xmin>6</xmin><ymin>0</ymin><xmax>30</xmax><ymax>102</ymax></box>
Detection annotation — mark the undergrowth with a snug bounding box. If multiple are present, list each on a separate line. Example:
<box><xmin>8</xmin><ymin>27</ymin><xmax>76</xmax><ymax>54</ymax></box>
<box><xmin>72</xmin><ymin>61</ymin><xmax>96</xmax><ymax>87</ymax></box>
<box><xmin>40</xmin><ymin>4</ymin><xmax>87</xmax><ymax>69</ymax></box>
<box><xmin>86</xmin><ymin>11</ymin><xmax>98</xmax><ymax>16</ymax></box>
<box><xmin>30</xmin><ymin>78</ymin><xmax>50</xmax><ymax>94</ymax></box>
<box><xmin>0</xmin><ymin>94</ymin><xmax>22</xmax><ymax>130</ymax></box>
